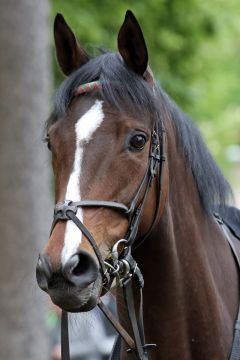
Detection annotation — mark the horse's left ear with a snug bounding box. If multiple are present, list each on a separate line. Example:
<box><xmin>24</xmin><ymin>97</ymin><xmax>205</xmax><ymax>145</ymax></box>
<box><xmin>118</xmin><ymin>10</ymin><xmax>148</xmax><ymax>76</ymax></box>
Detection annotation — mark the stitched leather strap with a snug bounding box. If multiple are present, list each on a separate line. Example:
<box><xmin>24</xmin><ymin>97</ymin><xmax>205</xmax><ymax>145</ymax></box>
<box><xmin>222</xmin><ymin>225</ymin><xmax>240</xmax><ymax>360</ymax></box>
<box><xmin>215</xmin><ymin>214</ymin><xmax>240</xmax><ymax>359</ymax></box>
<box><xmin>122</xmin><ymin>279</ymin><xmax>148</xmax><ymax>359</ymax></box>
<box><xmin>109</xmin><ymin>334</ymin><xmax>121</xmax><ymax>360</ymax></box>
<box><xmin>98</xmin><ymin>300</ymin><xmax>135</xmax><ymax>349</ymax></box>
<box><xmin>61</xmin><ymin>311</ymin><xmax>70</xmax><ymax>360</ymax></box>
<box><xmin>229</xmin><ymin>321</ymin><xmax>240</xmax><ymax>360</ymax></box>
<box><xmin>73</xmin><ymin>200</ymin><xmax>130</xmax><ymax>214</ymax></box>
<box><xmin>66</xmin><ymin>211</ymin><xmax>107</xmax><ymax>277</ymax></box>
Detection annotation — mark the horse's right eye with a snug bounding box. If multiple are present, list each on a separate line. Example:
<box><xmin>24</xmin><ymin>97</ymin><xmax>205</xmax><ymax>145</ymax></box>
<box><xmin>44</xmin><ymin>135</ymin><xmax>51</xmax><ymax>151</ymax></box>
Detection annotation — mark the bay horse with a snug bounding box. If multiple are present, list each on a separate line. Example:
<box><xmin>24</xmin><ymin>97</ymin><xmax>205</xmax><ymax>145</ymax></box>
<box><xmin>36</xmin><ymin>10</ymin><xmax>240</xmax><ymax>360</ymax></box>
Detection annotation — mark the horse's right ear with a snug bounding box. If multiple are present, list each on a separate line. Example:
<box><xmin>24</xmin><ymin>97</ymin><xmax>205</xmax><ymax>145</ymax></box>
<box><xmin>54</xmin><ymin>14</ymin><xmax>89</xmax><ymax>76</ymax></box>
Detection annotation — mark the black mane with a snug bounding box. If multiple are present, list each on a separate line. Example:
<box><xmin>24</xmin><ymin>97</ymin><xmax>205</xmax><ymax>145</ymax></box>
<box><xmin>49</xmin><ymin>51</ymin><xmax>232</xmax><ymax>214</ymax></box>
<box><xmin>160</xmin><ymin>90</ymin><xmax>232</xmax><ymax>213</ymax></box>
<box><xmin>50</xmin><ymin>52</ymin><xmax>157</xmax><ymax>120</ymax></box>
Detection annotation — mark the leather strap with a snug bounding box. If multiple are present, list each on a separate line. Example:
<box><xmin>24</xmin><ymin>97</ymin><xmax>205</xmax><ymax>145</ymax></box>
<box><xmin>222</xmin><ymin>225</ymin><xmax>240</xmax><ymax>360</ymax></box>
<box><xmin>109</xmin><ymin>334</ymin><xmax>121</xmax><ymax>360</ymax></box>
<box><xmin>134</xmin><ymin>129</ymin><xmax>166</xmax><ymax>250</ymax></box>
<box><xmin>98</xmin><ymin>300</ymin><xmax>135</xmax><ymax>349</ymax></box>
<box><xmin>66</xmin><ymin>211</ymin><xmax>107</xmax><ymax>277</ymax></box>
<box><xmin>73</xmin><ymin>200</ymin><xmax>130</xmax><ymax>214</ymax></box>
<box><xmin>126</xmin><ymin>128</ymin><xmax>164</xmax><ymax>247</ymax></box>
<box><xmin>229</xmin><ymin>321</ymin><xmax>240</xmax><ymax>360</ymax></box>
<box><xmin>215</xmin><ymin>214</ymin><xmax>240</xmax><ymax>359</ymax></box>
<box><xmin>61</xmin><ymin>311</ymin><xmax>70</xmax><ymax>360</ymax></box>
<box><xmin>122</xmin><ymin>279</ymin><xmax>148</xmax><ymax>359</ymax></box>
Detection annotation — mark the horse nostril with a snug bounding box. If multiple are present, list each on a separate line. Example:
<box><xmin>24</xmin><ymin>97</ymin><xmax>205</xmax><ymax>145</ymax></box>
<box><xmin>62</xmin><ymin>251</ymin><xmax>99</xmax><ymax>288</ymax></box>
<box><xmin>36</xmin><ymin>254</ymin><xmax>53</xmax><ymax>291</ymax></box>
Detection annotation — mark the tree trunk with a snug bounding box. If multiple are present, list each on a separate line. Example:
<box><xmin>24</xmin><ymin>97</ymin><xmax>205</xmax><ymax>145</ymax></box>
<box><xmin>0</xmin><ymin>0</ymin><xmax>52</xmax><ymax>359</ymax></box>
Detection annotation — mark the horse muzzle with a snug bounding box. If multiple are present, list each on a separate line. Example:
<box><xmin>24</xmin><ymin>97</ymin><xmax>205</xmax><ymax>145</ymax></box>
<box><xmin>36</xmin><ymin>251</ymin><xmax>102</xmax><ymax>312</ymax></box>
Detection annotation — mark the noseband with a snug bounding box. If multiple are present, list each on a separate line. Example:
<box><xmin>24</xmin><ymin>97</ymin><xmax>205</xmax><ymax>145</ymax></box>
<box><xmin>50</xmin><ymin>81</ymin><xmax>167</xmax><ymax>360</ymax></box>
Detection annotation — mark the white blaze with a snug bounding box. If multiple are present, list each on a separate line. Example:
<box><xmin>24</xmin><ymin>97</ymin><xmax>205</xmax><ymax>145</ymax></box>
<box><xmin>61</xmin><ymin>100</ymin><xmax>104</xmax><ymax>265</ymax></box>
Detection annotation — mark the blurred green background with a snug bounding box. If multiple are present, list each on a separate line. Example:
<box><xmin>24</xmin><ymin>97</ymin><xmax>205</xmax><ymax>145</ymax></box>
<box><xmin>51</xmin><ymin>0</ymin><xmax>240</xmax><ymax>200</ymax></box>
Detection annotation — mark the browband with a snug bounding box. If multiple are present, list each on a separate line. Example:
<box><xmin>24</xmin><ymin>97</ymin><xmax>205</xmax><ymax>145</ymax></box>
<box><xmin>74</xmin><ymin>81</ymin><xmax>101</xmax><ymax>96</ymax></box>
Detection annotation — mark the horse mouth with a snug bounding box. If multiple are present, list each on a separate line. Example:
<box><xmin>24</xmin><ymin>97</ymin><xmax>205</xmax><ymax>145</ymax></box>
<box><xmin>47</xmin><ymin>274</ymin><xmax>102</xmax><ymax>312</ymax></box>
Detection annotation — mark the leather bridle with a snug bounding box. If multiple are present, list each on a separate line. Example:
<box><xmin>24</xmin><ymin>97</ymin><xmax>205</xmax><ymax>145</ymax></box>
<box><xmin>50</xmin><ymin>83</ymin><xmax>167</xmax><ymax>360</ymax></box>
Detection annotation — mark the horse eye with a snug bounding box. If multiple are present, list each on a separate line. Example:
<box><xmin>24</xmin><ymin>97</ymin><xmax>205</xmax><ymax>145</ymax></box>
<box><xmin>129</xmin><ymin>134</ymin><xmax>147</xmax><ymax>151</ymax></box>
<box><xmin>44</xmin><ymin>135</ymin><xmax>51</xmax><ymax>151</ymax></box>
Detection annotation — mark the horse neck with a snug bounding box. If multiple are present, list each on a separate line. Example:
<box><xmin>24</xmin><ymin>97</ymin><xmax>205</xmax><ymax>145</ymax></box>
<box><xmin>116</xmin><ymin>121</ymin><xmax>237</xmax><ymax>359</ymax></box>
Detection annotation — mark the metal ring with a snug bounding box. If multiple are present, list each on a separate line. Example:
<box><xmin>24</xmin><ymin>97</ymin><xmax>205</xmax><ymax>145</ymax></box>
<box><xmin>104</xmin><ymin>261</ymin><xmax>120</xmax><ymax>274</ymax></box>
<box><xmin>111</xmin><ymin>264</ymin><xmax>120</xmax><ymax>274</ymax></box>
<box><xmin>112</xmin><ymin>239</ymin><xmax>127</xmax><ymax>254</ymax></box>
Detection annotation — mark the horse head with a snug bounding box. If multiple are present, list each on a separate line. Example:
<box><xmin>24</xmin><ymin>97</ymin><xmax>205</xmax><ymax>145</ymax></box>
<box><xmin>36</xmin><ymin>11</ymin><xmax>166</xmax><ymax>313</ymax></box>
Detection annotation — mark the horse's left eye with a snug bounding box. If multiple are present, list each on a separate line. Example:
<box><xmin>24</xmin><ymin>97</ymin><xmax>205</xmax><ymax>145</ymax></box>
<box><xmin>129</xmin><ymin>134</ymin><xmax>147</xmax><ymax>151</ymax></box>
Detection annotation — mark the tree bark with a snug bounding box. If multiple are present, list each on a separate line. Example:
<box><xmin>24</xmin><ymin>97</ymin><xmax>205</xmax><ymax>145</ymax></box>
<box><xmin>0</xmin><ymin>0</ymin><xmax>52</xmax><ymax>359</ymax></box>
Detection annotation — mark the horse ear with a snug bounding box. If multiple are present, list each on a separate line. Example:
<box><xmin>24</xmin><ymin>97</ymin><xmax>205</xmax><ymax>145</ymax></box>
<box><xmin>54</xmin><ymin>14</ymin><xmax>89</xmax><ymax>76</ymax></box>
<box><xmin>118</xmin><ymin>10</ymin><xmax>148</xmax><ymax>76</ymax></box>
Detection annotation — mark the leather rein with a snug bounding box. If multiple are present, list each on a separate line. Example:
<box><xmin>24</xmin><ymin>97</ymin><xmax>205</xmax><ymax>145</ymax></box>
<box><xmin>50</xmin><ymin>81</ymin><xmax>167</xmax><ymax>360</ymax></box>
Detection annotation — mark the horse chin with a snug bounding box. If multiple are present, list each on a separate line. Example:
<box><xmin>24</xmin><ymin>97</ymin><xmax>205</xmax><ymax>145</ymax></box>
<box><xmin>49</xmin><ymin>275</ymin><xmax>102</xmax><ymax>313</ymax></box>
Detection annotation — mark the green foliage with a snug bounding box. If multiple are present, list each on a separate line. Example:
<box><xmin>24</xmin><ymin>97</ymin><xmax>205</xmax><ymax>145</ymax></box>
<box><xmin>50</xmin><ymin>0</ymin><xmax>240</xmax><ymax>183</ymax></box>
